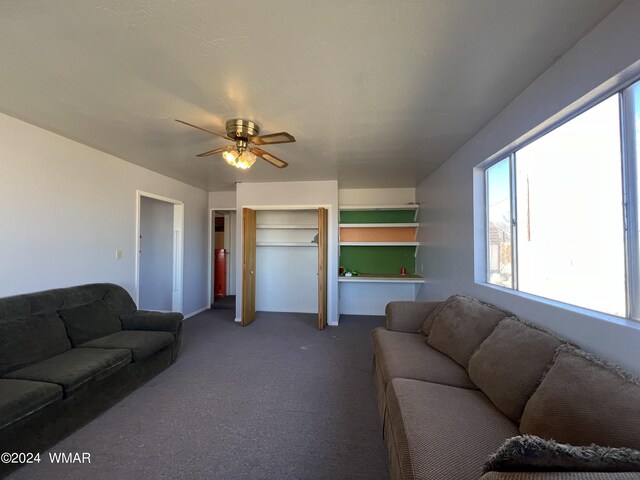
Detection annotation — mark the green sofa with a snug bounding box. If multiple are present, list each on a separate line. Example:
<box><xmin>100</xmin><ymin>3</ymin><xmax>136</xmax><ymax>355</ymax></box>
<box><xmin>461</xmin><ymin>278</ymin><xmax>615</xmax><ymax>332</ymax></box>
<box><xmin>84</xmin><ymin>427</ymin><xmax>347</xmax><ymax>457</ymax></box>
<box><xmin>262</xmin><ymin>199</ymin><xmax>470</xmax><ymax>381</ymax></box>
<box><xmin>0</xmin><ymin>283</ymin><xmax>182</xmax><ymax>477</ymax></box>
<box><xmin>374</xmin><ymin>295</ymin><xmax>640</xmax><ymax>480</ymax></box>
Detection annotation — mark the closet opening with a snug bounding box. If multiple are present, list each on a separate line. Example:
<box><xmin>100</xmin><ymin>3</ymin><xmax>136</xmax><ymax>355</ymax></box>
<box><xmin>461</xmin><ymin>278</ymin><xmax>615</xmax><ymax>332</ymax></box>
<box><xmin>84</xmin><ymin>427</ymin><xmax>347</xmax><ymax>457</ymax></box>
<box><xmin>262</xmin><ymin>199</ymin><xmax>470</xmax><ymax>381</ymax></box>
<box><xmin>241</xmin><ymin>207</ymin><xmax>328</xmax><ymax>329</ymax></box>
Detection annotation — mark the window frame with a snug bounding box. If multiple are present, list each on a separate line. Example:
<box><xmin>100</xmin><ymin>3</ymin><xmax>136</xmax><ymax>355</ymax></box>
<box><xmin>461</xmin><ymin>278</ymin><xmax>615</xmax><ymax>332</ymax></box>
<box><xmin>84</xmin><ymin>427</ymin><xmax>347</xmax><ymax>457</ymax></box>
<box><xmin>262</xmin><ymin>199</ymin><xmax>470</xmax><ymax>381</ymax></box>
<box><xmin>480</xmin><ymin>76</ymin><xmax>640</xmax><ymax>321</ymax></box>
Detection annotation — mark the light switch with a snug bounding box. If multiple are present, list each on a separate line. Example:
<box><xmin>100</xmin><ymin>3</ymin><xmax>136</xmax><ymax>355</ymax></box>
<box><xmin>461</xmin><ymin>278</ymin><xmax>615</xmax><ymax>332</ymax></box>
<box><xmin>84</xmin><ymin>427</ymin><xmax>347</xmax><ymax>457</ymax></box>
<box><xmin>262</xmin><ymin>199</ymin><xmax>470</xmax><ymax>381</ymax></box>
<box><xmin>115</xmin><ymin>250</ymin><xmax>123</xmax><ymax>260</ymax></box>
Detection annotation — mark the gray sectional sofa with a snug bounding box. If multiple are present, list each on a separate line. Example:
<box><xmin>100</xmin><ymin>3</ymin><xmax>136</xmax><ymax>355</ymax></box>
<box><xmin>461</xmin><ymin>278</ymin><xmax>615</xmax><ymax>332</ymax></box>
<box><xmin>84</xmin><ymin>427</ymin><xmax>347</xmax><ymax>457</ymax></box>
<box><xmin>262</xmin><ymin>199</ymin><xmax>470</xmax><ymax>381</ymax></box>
<box><xmin>374</xmin><ymin>295</ymin><xmax>640</xmax><ymax>480</ymax></box>
<box><xmin>0</xmin><ymin>283</ymin><xmax>182</xmax><ymax>477</ymax></box>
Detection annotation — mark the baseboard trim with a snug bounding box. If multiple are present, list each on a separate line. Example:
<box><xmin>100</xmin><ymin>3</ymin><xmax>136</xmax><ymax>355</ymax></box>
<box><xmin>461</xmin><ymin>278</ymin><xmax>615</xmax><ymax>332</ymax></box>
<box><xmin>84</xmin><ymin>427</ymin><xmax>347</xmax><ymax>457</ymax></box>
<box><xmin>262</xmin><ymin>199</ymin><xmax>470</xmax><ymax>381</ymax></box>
<box><xmin>183</xmin><ymin>306</ymin><xmax>209</xmax><ymax>320</ymax></box>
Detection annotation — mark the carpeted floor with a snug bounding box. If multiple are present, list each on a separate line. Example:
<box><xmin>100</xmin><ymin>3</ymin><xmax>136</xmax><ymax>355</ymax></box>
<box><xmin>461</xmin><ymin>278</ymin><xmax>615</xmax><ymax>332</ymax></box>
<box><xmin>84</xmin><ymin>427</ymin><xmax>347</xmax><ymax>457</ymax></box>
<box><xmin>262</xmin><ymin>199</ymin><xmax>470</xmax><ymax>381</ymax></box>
<box><xmin>8</xmin><ymin>310</ymin><xmax>389</xmax><ymax>480</ymax></box>
<box><xmin>211</xmin><ymin>295</ymin><xmax>236</xmax><ymax>310</ymax></box>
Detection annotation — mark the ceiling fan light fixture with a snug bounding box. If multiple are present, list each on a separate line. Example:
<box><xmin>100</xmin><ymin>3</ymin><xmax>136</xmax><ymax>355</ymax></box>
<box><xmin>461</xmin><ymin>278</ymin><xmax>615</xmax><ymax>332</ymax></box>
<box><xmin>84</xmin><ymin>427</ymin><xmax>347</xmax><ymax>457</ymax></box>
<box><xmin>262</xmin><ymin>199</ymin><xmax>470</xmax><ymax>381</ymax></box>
<box><xmin>177</xmin><ymin>118</ymin><xmax>293</xmax><ymax>169</ymax></box>
<box><xmin>235</xmin><ymin>150</ymin><xmax>257</xmax><ymax>170</ymax></box>
<box><xmin>222</xmin><ymin>149</ymin><xmax>239</xmax><ymax>166</ymax></box>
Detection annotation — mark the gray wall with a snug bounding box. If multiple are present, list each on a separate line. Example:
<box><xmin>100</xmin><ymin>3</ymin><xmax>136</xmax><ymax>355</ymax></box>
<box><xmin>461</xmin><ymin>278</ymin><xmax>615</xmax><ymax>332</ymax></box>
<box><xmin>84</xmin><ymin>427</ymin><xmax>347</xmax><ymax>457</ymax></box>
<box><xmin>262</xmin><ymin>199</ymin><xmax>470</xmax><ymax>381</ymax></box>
<box><xmin>0</xmin><ymin>112</ymin><xmax>209</xmax><ymax>317</ymax></box>
<box><xmin>139</xmin><ymin>196</ymin><xmax>174</xmax><ymax>311</ymax></box>
<box><xmin>415</xmin><ymin>0</ymin><xmax>640</xmax><ymax>374</ymax></box>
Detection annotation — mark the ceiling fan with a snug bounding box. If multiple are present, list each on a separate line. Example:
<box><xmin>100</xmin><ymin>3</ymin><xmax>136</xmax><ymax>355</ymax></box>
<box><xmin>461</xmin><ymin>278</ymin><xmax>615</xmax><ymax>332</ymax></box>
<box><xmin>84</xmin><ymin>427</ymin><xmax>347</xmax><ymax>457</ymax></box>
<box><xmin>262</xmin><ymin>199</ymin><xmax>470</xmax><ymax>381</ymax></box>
<box><xmin>176</xmin><ymin>118</ymin><xmax>295</xmax><ymax>169</ymax></box>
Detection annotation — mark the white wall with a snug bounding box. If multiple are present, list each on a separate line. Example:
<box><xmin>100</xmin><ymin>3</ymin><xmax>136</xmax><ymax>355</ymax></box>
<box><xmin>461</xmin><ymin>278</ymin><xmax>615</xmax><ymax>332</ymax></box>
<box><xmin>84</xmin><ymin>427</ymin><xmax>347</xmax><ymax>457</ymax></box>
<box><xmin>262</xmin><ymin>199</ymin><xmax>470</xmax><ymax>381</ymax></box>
<box><xmin>255</xmin><ymin>210</ymin><xmax>319</xmax><ymax>313</ymax></box>
<box><xmin>208</xmin><ymin>191</ymin><xmax>236</xmax><ymax>210</ymax></box>
<box><xmin>235</xmin><ymin>181</ymin><xmax>339</xmax><ymax>324</ymax></box>
<box><xmin>0</xmin><ymin>113</ymin><xmax>209</xmax><ymax>317</ymax></box>
<box><xmin>339</xmin><ymin>187</ymin><xmax>416</xmax><ymax>206</ymax></box>
<box><xmin>415</xmin><ymin>0</ymin><xmax>640</xmax><ymax>374</ymax></box>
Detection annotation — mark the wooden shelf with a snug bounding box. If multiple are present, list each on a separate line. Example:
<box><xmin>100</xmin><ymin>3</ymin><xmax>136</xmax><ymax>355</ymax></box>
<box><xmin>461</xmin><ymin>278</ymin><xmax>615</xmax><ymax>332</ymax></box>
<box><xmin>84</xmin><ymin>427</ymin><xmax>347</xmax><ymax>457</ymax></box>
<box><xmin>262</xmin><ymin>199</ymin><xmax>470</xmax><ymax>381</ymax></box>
<box><xmin>339</xmin><ymin>274</ymin><xmax>424</xmax><ymax>284</ymax></box>
<box><xmin>339</xmin><ymin>204</ymin><xmax>419</xmax><ymax>211</ymax></box>
<box><xmin>256</xmin><ymin>225</ymin><xmax>318</xmax><ymax>230</ymax></box>
<box><xmin>340</xmin><ymin>242</ymin><xmax>419</xmax><ymax>246</ymax></box>
<box><xmin>257</xmin><ymin>242</ymin><xmax>318</xmax><ymax>247</ymax></box>
<box><xmin>339</xmin><ymin>223</ymin><xmax>418</xmax><ymax>228</ymax></box>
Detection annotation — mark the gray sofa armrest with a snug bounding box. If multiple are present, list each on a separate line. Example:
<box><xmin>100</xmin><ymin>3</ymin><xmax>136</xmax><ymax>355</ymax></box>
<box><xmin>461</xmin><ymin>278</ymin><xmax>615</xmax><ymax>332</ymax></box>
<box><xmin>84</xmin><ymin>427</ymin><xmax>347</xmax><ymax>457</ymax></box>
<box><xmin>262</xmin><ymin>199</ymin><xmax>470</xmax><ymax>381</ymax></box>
<box><xmin>481</xmin><ymin>473</ymin><xmax>640</xmax><ymax>480</ymax></box>
<box><xmin>384</xmin><ymin>301</ymin><xmax>441</xmax><ymax>333</ymax></box>
<box><xmin>121</xmin><ymin>310</ymin><xmax>183</xmax><ymax>334</ymax></box>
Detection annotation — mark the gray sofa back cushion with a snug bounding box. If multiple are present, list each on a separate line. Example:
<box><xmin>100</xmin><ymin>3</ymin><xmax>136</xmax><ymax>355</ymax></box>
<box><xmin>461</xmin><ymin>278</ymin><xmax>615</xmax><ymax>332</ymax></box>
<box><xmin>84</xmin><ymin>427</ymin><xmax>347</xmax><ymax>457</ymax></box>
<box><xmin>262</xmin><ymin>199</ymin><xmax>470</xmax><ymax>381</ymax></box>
<box><xmin>520</xmin><ymin>345</ymin><xmax>640</xmax><ymax>450</ymax></box>
<box><xmin>0</xmin><ymin>313</ymin><xmax>71</xmax><ymax>375</ymax></box>
<box><xmin>0</xmin><ymin>283</ymin><xmax>137</xmax><ymax>321</ymax></box>
<box><xmin>420</xmin><ymin>300</ymin><xmax>446</xmax><ymax>335</ymax></box>
<box><xmin>426</xmin><ymin>295</ymin><xmax>510</xmax><ymax>367</ymax></box>
<box><xmin>468</xmin><ymin>317</ymin><xmax>563</xmax><ymax>423</ymax></box>
<box><xmin>59</xmin><ymin>300</ymin><xmax>122</xmax><ymax>346</ymax></box>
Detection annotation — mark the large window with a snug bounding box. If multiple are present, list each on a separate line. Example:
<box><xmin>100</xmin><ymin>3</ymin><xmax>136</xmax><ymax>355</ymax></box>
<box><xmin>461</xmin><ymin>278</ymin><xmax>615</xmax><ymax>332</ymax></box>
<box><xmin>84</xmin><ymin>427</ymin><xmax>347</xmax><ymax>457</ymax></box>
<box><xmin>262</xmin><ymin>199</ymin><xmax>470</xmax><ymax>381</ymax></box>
<box><xmin>484</xmin><ymin>79</ymin><xmax>640</xmax><ymax>319</ymax></box>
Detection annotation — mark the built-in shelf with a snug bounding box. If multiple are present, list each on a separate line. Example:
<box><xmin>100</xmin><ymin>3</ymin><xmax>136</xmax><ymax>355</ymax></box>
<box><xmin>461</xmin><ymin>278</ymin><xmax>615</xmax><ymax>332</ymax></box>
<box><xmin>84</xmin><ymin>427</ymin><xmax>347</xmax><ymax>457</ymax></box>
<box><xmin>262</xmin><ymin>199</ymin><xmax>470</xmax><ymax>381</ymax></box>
<box><xmin>256</xmin><ymin>224</ymin><xmax>318</xmax><ymax>230</ymax></box>
<box><xmin>339</xmin><ymin>223</ymin><xmax>418</xmax><ymax>228</ymax></box>
<box><xmin>338</xmin><ymin>274</ymin><xmax>424</xmax><ymax>284</ymax></box>
<box><xmin>339</xmin><ymin>204</ymin><xmax>419</xmax><ymax>211</ymax></box>
<box><xmin>340</xmin><ymin>242</ymin><xmax>419</xmax><ymax>246</ymax></box>
<box><xmin>257</xmin><ymin>242</ymin><xmax>318</xmax><ymax>247</ymax></box>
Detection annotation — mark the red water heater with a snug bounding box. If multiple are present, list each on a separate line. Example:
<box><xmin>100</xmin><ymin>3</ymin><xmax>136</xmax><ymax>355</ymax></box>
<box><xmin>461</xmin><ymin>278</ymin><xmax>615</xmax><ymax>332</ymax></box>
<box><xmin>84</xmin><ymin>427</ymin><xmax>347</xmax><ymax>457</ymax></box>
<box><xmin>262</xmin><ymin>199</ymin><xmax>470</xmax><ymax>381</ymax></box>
<box><xmin>214</xmin><ymin>249</ymin><xmax>226</xmax><ymax>298</ymax></box>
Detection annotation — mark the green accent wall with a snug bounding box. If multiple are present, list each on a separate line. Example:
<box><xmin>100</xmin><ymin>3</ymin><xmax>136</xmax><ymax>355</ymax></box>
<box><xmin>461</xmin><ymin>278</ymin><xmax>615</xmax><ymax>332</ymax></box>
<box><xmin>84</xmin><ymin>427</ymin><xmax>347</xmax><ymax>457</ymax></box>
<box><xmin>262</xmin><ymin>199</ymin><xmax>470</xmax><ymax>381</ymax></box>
<box><xmin>339</xmin><ymin>246</ymin><xmax>416</xmax><ymax>275</ymax></box>
<box><xmin>339</xmin><ymin>209</ymin><xmax>415</xmax><ymax>223</ymax></box>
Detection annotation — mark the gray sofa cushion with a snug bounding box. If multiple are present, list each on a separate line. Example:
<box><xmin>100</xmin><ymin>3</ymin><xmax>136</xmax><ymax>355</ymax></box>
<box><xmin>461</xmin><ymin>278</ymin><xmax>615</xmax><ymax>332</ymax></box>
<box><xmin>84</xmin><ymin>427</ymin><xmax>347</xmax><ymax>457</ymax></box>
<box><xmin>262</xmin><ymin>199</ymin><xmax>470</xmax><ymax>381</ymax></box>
<box><xmin>0</xmin><ymin>283</ymin><xmax>137</xmax><ymax>320</ymax></box>
<box><xmin>468</xmin><ymin>317</ymin><xmax>563</xmax><ymax>423</ymax></box>
<box><xmin>0</xmin><ymin>313</ymin><xmax>71</xmax><ymax>375</ymax></box>
<box><xmin>484</xmin><ymin>435</ymin><xmax>640</xmax><ymax>473</ymax></box>
<box><xmin>372</xmin><ymin>327</ymin><xmax>476</xmax><ymax>389</ymax></box>
<box><xmin>81</xmin><ymin>330</ymin><xmax>174</xmax><ymax>361</ymax></box>
<box><xmin>427</xmin><ymin>294</ymin><xmax>510</xmax><ymax>367</ymax></box>
<box><xmin>385</xmin><ymin>378</ymin><xmax>519</xmax><ymax>480</ymax></box>
<box><xmin>121</xmin><ymin>310</ymin><xmax>183</xmax><ymax>333</ymax></box>
<box><xmin>481</xmin><ymin>471</ymin><xmax>640</xmax><ymax>479</ymax></box>
<box><xmin>520</xmin><ymin>345</ymin><xmax>640</xmax><ymax>450</ymax></box>
<box><xmin>59</xmin><ymin>300</ymin><xmax>122</xmax><ymax>346</ymax></box>
<box><xmin>420</xmin><ymin>300</ymin><xmax>447</xmax><ymax>335</ymax></box>
<box><xmin>4</xmin><ymin>347</ymin><xmax>131</xmax><ymax>396</ymax></box>
<box><xmin>0</xmin><ymin>379</ymin><xmax>63</xmax><ymax>429</ymax></box>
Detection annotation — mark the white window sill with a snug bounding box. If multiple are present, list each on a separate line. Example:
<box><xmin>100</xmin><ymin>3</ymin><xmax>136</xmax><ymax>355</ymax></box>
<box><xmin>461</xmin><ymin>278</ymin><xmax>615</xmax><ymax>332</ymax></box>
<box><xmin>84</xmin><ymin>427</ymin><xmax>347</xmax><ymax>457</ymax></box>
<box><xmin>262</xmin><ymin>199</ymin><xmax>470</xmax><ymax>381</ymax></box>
<box><xmin>476</xmin><ymin>281</ymin><xmax>640</xmax><ymax>331</ymax></box>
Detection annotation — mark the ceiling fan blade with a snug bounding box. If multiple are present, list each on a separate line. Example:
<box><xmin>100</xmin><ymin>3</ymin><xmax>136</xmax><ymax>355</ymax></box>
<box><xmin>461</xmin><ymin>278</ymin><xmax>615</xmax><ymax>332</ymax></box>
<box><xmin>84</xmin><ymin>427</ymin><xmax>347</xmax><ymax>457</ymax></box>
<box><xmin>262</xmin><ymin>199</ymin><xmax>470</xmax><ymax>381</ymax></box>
<box><xmin>175</xmin><ymin>119</ymin><xmax>231</xmax><ymax>140</ymax></box>
<box><xmin>250</xmin><ymin>132</ymin><xmax>296</xmax><ymax>145</ymax></box>
<box><xmin>250</xmin><ymin>147</ymin><xmax>289</xmax><ymax>169</ymax></box>
<box><xmin>196</xmin><ymin>145</ymin><xmax>234</xmax><ymax>157</ymax></box>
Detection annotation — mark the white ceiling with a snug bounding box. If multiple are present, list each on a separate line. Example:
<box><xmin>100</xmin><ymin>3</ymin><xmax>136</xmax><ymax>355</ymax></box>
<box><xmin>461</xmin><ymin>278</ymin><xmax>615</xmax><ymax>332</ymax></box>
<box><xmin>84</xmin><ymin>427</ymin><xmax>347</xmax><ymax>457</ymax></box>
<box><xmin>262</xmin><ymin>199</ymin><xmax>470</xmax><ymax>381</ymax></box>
<box><xmin>0</xmin><ymin>1</ymin><xmax>622</xmax><ymax>191</ymax></box>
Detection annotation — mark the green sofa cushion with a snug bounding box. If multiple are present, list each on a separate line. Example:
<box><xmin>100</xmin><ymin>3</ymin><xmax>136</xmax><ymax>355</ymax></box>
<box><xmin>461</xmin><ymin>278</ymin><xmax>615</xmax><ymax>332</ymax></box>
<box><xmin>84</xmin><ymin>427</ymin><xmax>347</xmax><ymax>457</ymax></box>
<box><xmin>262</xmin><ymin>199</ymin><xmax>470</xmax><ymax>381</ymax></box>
<box><xmin>4</xmin><ymin>348</ymin><xmax>131</xmax><ymax>396</ymax></box>
<box><xmin>0</xmin><ymin>379</ymin><xmax>63</xmax><ymax>429</ymax></box>
<box><xmin>59</xmin><ymin>300</ymin><xmax>122</xmax><ymax>346</ymax></box>
<box><xmin>0</xmin><ymin>313</ymin><xmax>71</xmax><ymax>376</ymax></box>
<box><xmin>81</xmin><ymin>330</ymin><xmax>174</xmax><ymax>362</ymax></box>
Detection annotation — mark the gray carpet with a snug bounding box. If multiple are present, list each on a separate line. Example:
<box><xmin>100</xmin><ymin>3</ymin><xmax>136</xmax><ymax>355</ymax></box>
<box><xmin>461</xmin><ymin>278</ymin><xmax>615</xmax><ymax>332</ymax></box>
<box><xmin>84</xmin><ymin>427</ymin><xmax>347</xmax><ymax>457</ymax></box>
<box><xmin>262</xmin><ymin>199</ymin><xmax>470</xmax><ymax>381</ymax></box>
<box><xmin>211</xmin><ymin>295</ymin><xmax>236</xmax><ymax>310</ymax></box>
<box><xmin>9</xmin><ymin>310</ymin><xmax>389</xmax><ymax>480</ymax></box>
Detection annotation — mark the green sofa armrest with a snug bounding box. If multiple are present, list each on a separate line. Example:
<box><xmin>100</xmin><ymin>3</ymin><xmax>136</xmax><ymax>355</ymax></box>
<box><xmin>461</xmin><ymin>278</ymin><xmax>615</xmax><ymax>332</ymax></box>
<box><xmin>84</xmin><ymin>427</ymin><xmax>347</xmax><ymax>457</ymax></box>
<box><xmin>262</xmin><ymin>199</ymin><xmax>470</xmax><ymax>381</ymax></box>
<box><xmin>481</xmin><ymin>473</ymin><xmax>640</xmax><ymax>480</ymax></box>
<box><xmin>121</xmin><ymin>310</ymin><xmax>183</xmax><ymax>334</ymax></box>
<box><xmin>384</xmin><ymin>301</ymin><xmax>441</xmax><ymax>333</ymax></box>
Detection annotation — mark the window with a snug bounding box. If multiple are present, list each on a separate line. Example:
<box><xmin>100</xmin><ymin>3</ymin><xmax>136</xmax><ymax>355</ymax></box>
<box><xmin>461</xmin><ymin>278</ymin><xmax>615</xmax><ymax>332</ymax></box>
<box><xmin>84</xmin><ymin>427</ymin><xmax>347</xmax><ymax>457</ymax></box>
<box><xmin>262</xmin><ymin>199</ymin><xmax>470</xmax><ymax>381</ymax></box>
<box><xmin>486</xmin><ymin>158</ymin><xmax>513</xmax><ymax>288</ymax></box>
<box><xmin>484</xmin><ymin>78</ymin><xmax>640</xmax><ymax>319</ymax></box>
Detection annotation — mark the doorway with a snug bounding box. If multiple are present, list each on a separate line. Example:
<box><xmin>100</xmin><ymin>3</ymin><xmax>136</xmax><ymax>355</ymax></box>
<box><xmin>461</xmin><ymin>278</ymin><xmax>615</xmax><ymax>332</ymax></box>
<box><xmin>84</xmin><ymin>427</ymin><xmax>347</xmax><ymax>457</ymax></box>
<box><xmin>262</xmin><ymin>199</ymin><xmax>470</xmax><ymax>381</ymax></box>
<box><xmin>210</xmin><ymin>209</ymin><xmax>237</xmax><ymax>310</ymax></box>
<box><xmin>135</xmin><ymin>191</ymin><xmax>184</xmax><ymax>313</ymax></box>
